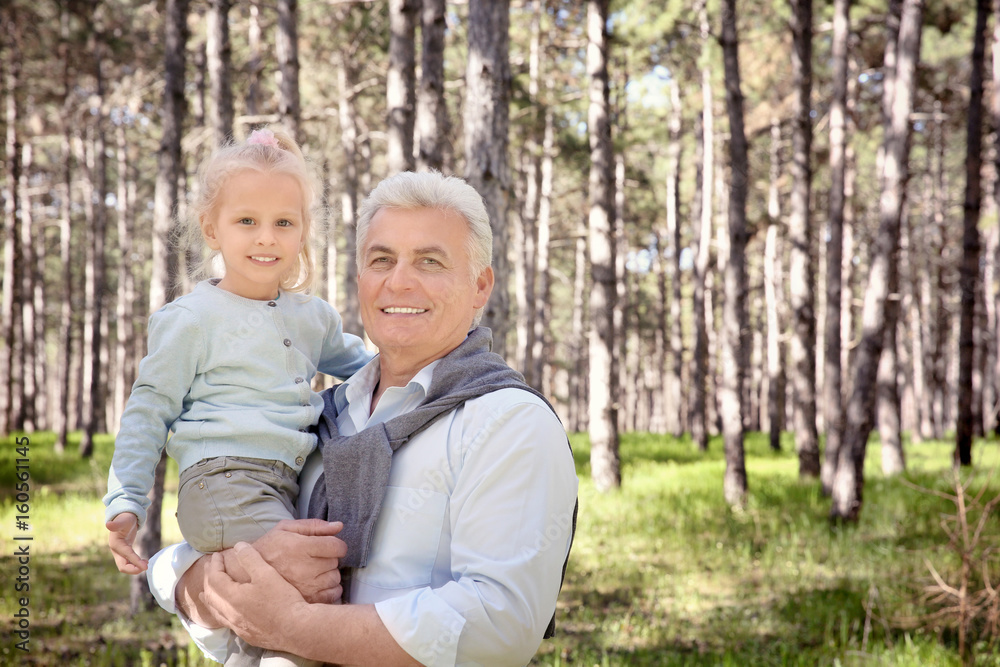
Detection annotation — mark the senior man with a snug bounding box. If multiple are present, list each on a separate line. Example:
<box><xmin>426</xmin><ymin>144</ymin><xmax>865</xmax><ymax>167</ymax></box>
<box><xmin>146</xmin><ymin>171</ymin><xmax>579</xmax><ymax>667</ymax></box>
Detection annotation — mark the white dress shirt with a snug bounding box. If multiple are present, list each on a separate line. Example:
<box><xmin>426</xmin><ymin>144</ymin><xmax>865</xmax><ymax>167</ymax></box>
<box><xmin>146</xmin><ymin>355</ymin><xmax>578</xmax><ymax>667</ymax></box>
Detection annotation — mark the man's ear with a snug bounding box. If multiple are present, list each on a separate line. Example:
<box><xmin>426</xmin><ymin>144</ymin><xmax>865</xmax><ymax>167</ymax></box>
<box><xmin>473</xmin><ymin>266</ymin><xmax>495</xmax><ymax>309</ymax></box>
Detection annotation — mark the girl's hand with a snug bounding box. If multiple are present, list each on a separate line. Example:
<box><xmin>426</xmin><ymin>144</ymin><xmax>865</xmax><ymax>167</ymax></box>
<box><xmin>106</xmin><ymin>513</ymin><xmax>148</xmax><ymax>574</ymax></box>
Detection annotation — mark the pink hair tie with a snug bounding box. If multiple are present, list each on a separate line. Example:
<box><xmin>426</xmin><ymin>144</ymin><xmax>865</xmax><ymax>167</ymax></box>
<box><xmin>247</xmin><ymin>129</ymin><xmax>280</xmax><ymax>148</ymax></box>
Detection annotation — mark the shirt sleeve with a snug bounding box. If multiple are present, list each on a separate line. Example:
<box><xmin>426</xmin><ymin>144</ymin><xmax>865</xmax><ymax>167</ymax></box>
<box><xmin>103</xmin><ymin>306</ymin><xmax>203</xmax><ymax>527</ymax></box>
<box><xmin>374</xmin><ymin>397</ymin><xmax>579</xmax><ymax>667</ymax></box>
<box><xmin>147</xmin><ymin>542</ymin><xmax>231</xmax><ymax>664</ymax></box>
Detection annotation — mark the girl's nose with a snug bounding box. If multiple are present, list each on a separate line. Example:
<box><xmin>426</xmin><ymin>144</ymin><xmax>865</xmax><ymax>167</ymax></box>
<box><xmin>255</xmin><ymin>226</ymin><xmax>276</xmax><ymax>245</ymax></box>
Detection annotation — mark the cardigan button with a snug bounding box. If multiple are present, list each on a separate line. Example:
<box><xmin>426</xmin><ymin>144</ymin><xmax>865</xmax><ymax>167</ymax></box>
<box><xmin>295</xmin><ymin>457</ymin><xmax>305</xmax><ymax>466</ymax></box>
<box><xmin>295</xmin><ymin>377</ymin><xmax>305</xmax><ymax>384</ymax></box>
<box><xmin>283</xmin><ymin>339</ymin><xmax>291</xmax><ymax>347</ymax></box>
<box><xmin>267</xmin><ymin>301</ymin><xmax>277</xmax><ymax>307</ymax></box>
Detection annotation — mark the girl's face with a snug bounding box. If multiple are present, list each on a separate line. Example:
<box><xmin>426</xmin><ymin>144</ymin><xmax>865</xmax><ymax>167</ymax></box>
<box><xmin>202</xmin><ymin>170</ymin><xmax>307</xmax><ymax>300</ymax></box>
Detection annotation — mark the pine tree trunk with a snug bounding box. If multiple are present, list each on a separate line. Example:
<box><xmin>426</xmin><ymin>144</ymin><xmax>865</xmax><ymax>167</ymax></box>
<box><xmin>720</xmin><ymin>0</ymin><xmax>749</xmax><ymax>507</ymax></box>
<box><xmin>416</xmin><ymin>0</ymin><xmax>450</xmax><ymax>171</ymax></box>
<box><xmin>831</xmin><ymin>0</ymin><xmax>923</xmax><ymax>522</ymax></box>
<box><xmin>957</xmin><ymin>0</ymin><xmax>989</xmax><ymax>466</ymax></box>
<box><xmin>665</xmin><ymin>78</ymin><xmax>684</xmax><ymax>436</ymax></box>
<box><xmin>587</xmin><ymin>0</ymin><xmax>620</xmax><ymax>492</ymax></box>
<box><xmin>81</xmin><ymin>22</ymin><xmax>109</xmax><ymax>456</ymax></box>
<box><xmin>764</xmin><ymin>118</ymin><xmax>786</xmax><ymax>451</ymax></box>
<box><xmin>135</xmin><ymin>0</ymin><xmax>189</xmax><ymax>610</ymax></box>
<box><xmin>1</xmin><ymin>12</ymin><xmax>23</xmax><ymax>434</ymax></box>
<box><xmin>615</xmin><ymin>154</ymin><xmax>630</xmax><ymax>432</ymax></box>
<box><xmin>387</xmin><ymin>0</ymin><xmax>417</xmax><ymax>173</ymax></box>
<box><xmin>113</xmin><ymin>124</ymin><xmax>136</xmax><ymax>432</ymax></box>
<box><xmin>19</xmin><ymin>142</ymin><xmax>36</xmax><ymax>432</ymax></box>
<box><xmin>276</xmin><ymin>0</ymin><xmax>300</xmax><ymax>142</ymax></box>
<box><xmin>516</xmin><ymin>0</ymin><xmax>545</xmax><ymax>388</ymax></box>
<box><xmin>55</xmin><ymin>7</ymin><xmax>74</xmax><ymax>451</ymax></box>
<box><xmin>788</xmin><ymin>0</ymin><xmax>819</xmax><ymax>478</ymax></box>
<box><xmin>569</xmin><ymin>230</ymin><xmax>588</xmax><ymax>433</ymax></box>
<box><xmin>246</xmin><ymin>2</ymin><xmax>262</xmax><ymax>117</ymax></box>
<box><xmin>465</xmin><ymin>0</ymin><xmax>511</xmax><ymax>356</ymax></box>
<box><xmin>691</xmin><ymin>0</ymin><xmax>713</xmax><ymax>452</ymax></box>
<box><xmin>207</xmin><ymin>0</ymin><xmax>233</xmax><ymax>146</ymax></box>
<box><xmin>531</xmin><ymin>102</ymin><xmax>554</xmax><ymax>394</ymax></box>
<box><xmin>991</xmin><ymin>0</ymin><xmax>1000</xmax><ymax>436</ymax></box>
<box><xmin>821</xmin><ymin>0</ymin><xmax>850</xmax><ymax>493</ymax></box>
<box><xmin>336</xmin><ymin>39</ymin><xmax>362</xmax><ymax>336</ymax></box>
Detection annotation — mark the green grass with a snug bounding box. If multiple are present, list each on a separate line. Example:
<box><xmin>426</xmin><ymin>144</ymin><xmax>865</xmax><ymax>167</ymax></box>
<box><xmin>1</xmin><ymin>431</ymin><xmax>999</xmax><ymax>665</ymax></box>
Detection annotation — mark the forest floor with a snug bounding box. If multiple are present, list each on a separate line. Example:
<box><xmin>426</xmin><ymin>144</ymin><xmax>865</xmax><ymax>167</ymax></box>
<box><xmin>2</xmin><ymin>430</ymin><xmax>1000</xmax><ymax>666</ymax></box>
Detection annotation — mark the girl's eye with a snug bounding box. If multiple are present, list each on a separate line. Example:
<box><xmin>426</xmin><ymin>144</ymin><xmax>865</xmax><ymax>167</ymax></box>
<box><xmin>238</xmin><ymin>217</ymin><xmax>255</xmax><ymax>225</ymax></box>
<box><xmin>276</xmin><ymin>219</ymin><xmax>293</xmax><ymax>227</ymax></box>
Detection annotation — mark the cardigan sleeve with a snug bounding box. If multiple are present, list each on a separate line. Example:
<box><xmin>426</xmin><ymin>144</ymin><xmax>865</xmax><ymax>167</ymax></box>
<box><xmin>103</xmin><ymin>305</ymin><xmax>203</xmax><ymax>527</ymax></box>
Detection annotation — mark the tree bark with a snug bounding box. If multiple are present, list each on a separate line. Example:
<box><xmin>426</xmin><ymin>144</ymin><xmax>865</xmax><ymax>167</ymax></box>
<box><xmin>720</xmin><ymin>0</ymin><xmax>749</xmax><ymax>507</ymax></box>
<box><xmin>416</xmin><ymin>0</ymin><xmax>450</xmax><ymax>172</ymax></box>
<box><xmin>136</xmin><ymin>0</ymin><xmax>189</xmax><ymax>610</ymax></box>
<box><xmin>764</xmin><ymin>118</ymin><xmax>786</xmax><ymax>451</ymax></box>
<box><xmin>246</xmin><ymin>1</ymin><xmax>263</xmax><ymax>118</ymax></box>
<box><xmin>464</xmin><ymin>0</ymin><xmax>511</xmax><ymax>356</ymax></box>
<box><xmin>821</xmin><ymin>0</ymin><xmax>850</xmax><ymax>494</ymax></box>
<box><xmin>387</xmin><ymin>0</ymin><xmax>417</xmax><ymax>173</ymax></box>
<box><xmin>207</xmin><ymin>0</ymin><xmax>233</xmax><ymax>146</ymax></box>
<box><xmin>113</xmin><ymin>124</ymin><xmax>137</xmax><ymax>433</ymax></box>
<box><xmin>957</xmin><ymin>0</ymin><xmax>989</xmax><ymax>466</ymax></box>
<box><xmin>1</xmin><ymin>8</ymin><xmax>23</xmax><ymax>435</ymax></box>
<box><xmin>336</xmin><ymin>25</ymin><xmax>363</xmax><ymax>336</ymax></box>
<box><xmin>531</xmin><ymin>101</ymin><xmax>555</xmax><ymax>394</ymax></box>
<box><xmin>664</xmin><ymin>77</ymin><xmax>684</xmax><ymax>436</ymax></box>
<box><xmin>788</xmin><ymin>0</ymin><xmax>819</xmax><ymax>478</ymax></box>
<box><xmin>18</xmin><ymin>140</ymin><xmax>36</xmax><ymax>432</ymax></box>
<box><xmin>587</xmin><ymin>0</ymin><xmax>620</xmax><ymax>492</ymax></box>
<box><xmin>276</xmin><ymin>0</ymin><xmax>301</xmax><ymax>142</ymax></box>
<box><xmin>55</xmin><ymin>4</ymin><xmax>74</xmax><ymax>451</ymax></box>
<box><xmin>992</xmin><ymin>0</ymin><xmax>1000</xmax><ymax>436</ymax></box>
<box><xmin>831</xmin><ymin>0</ymin><xmax>923</xmax><ymax>522</ymax></box>
<box><xmin>569</xmin><ymin>228</ymin><xmax>588</xmax><ymax>433</ymax></box>
<box><xmin>81</xmin><ymin>17</ymin><xmax>109</xmax><ymax>457</ymax></box>
<box><xmin>691</xmin><ymin>0</ymin><xmax>713</xmax><ymax>452</ymax></box>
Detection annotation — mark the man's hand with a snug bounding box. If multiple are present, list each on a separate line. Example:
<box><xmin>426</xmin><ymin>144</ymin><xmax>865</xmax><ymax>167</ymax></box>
<box><xmin>202</xmin><ymin>542</ymin><xmax>312</xmax><ymax>654</ymax></box>
<box><xmin>176</xmin><ymin>519</ymin><xmax>347</xmax><ymax>627</ymax></box>
<box><xmin>251</xmin><ymin>519</ymin><xmax>346</xmax><ymax>604</ymax></box>
<box><xmin>106</xmin><ymin>513</ymin><xmax>148</xmax><ymax>574</ymax></box>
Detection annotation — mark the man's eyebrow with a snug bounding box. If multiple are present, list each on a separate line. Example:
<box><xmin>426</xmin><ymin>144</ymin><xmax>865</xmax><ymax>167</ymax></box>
<box><xmin>366</xmin><ymin>243</ymin><xmax>449</xmax><ymax>257</ymax></box>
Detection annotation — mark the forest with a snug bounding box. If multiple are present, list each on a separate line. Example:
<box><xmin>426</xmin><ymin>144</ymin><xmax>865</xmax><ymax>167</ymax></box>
<box><xmin>0</xmin><ymin>0</ymin><xmax>1000</xmax><ymax>664</ymax></box>
<box><xmin>1</xmin><ymin>0</ymin><xmax>1000</xmax><ymax>664</ymax></box>
<box><xmin>2</xmin><ymin>0</ymin><xmax>993</xmax><ymax>515</ymax></box>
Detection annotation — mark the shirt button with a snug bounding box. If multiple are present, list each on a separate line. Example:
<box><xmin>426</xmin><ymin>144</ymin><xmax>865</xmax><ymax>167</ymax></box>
<box><xmin>268</xmin><ymin>301</ymin><xmax>277</xmax><ymax>307</ymax></box>
<box><xmin>295</xmin><ymin>377</ymin><xmax>304</xmax><ymax>384</ymax></box>
<box><xmin>225</xmin><ymin>472</ymin><xmax>232</xmax><ymax>478</ymax></box>
<box><xmin>283</xmin><ymin>339</ymin><xmax>291</xmax><ymax>347</ymax></box>
<box><xmin>295</xmin><ymin>457</ymin><xmax>305</xmax><ymax>466</ymax></box>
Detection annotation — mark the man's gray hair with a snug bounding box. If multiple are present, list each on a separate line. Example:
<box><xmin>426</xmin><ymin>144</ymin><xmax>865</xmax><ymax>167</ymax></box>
<box><xmin>355</xmin><ymin>171</ymin><xmax>494</xmax><ymax>282</ymax></box>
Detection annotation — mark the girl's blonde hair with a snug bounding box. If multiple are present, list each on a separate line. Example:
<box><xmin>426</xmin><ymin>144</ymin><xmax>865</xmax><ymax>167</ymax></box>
<box><xmin>185</xmin><ymin>126</ymin><xmax>322</xmax><ymax>293</ymax></box>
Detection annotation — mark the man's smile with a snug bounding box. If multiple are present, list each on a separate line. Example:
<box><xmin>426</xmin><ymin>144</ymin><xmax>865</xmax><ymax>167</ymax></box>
<box><xmin>382</xmin><ymin>307</ymin><xmax>427</xmax><ymax>314</ymax></box>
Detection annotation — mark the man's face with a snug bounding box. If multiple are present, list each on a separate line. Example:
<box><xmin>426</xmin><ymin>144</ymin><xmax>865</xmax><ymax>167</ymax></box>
<box><xmin>358</xmin><ymin>206</ymin><xmax>493</xmax><ymax>369</ymax></box>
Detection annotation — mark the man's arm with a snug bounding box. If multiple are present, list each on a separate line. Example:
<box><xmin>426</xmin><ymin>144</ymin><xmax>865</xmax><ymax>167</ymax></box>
<box><xmin>172</xmin><ymin>519</ymin><xmax>346</xmax><ymax>628</ymax></box>
<box><xmin>203</xmin><ymin>543</ymin><xmax>420</xmax><ymax>666</ymax></box>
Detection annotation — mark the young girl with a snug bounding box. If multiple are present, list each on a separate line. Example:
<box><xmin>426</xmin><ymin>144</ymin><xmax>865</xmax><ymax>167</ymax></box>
<box><xmin>104</xmin><ymin>127</ymin><xmax>371</xmax><ymax>667</ymax></box>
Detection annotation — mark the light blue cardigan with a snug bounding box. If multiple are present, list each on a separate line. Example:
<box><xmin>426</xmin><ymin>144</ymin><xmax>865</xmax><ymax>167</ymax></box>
<box><xmin>103</xmin><ymin>280</ymin><xmax>371</xmax><ymax>528</ymax></box>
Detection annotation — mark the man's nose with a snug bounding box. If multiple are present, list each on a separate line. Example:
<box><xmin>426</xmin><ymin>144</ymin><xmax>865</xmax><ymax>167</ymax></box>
<box><xmin>384</xmin><ymin>262</ymin><xmax>416</xmax><ymax>290</ymax></box>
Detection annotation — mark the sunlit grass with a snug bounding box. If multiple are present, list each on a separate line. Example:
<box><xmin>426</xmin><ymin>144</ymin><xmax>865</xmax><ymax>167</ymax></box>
<box><xmin>1</xmin><ymin>431</ymin><xmax>999</xmax><ymax>665</ymax></box>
